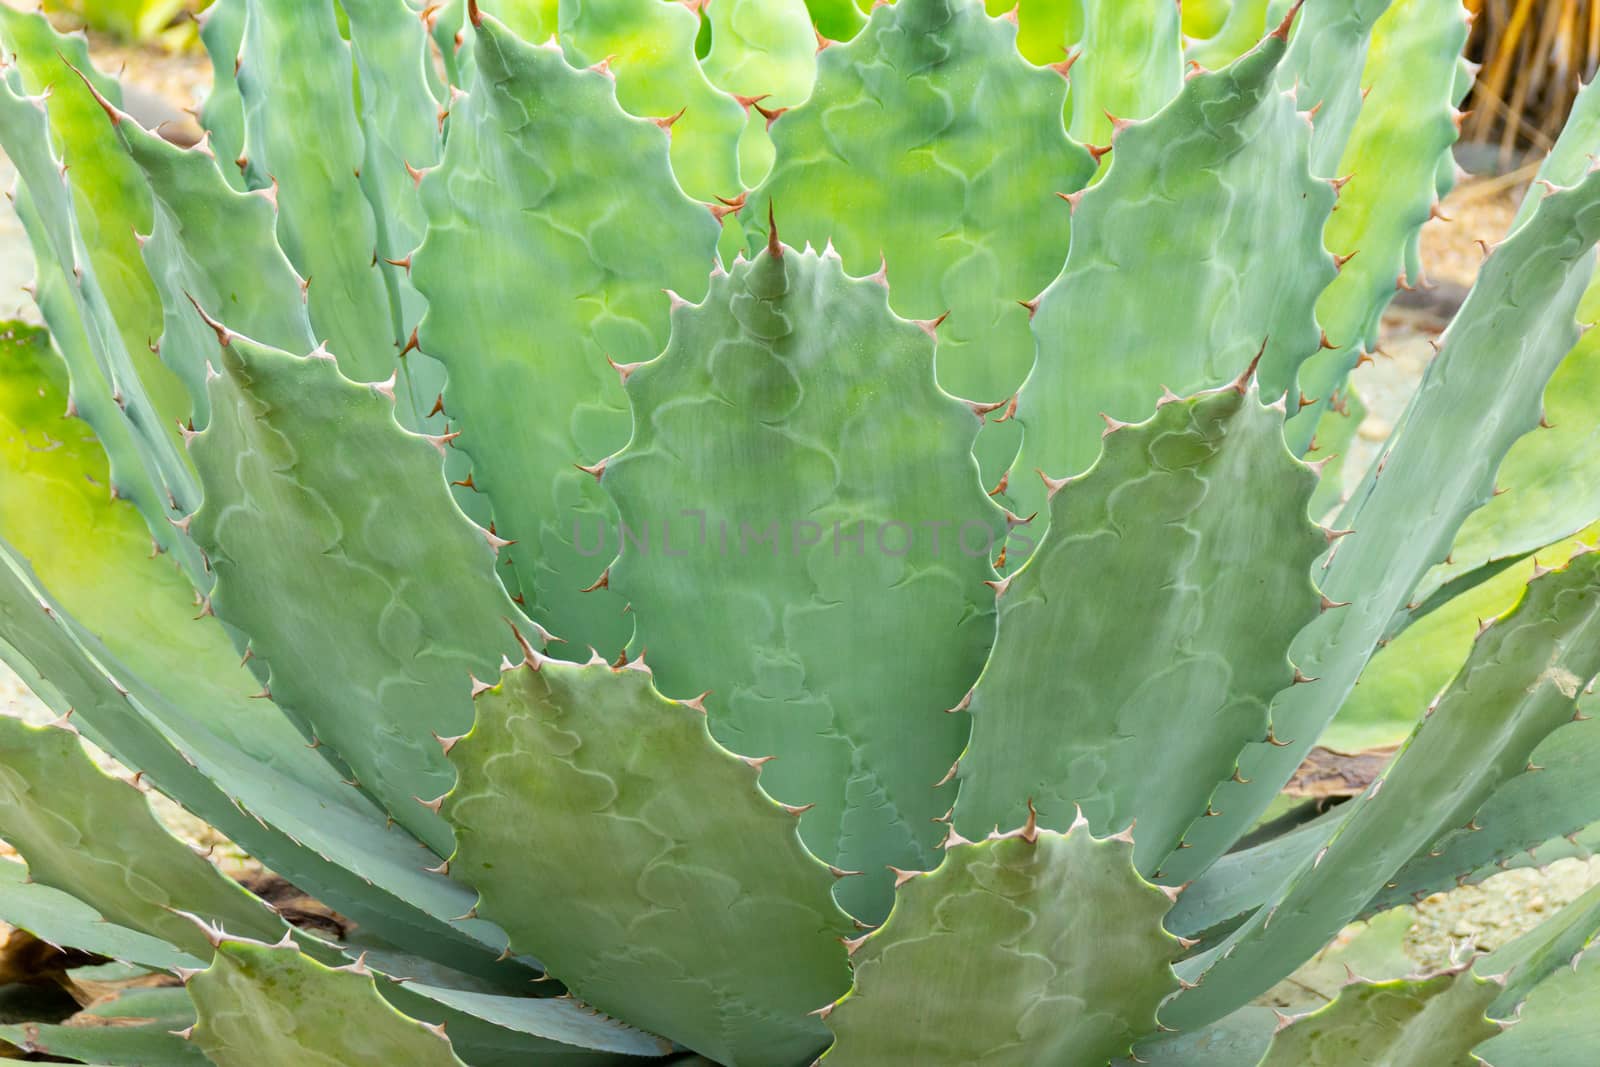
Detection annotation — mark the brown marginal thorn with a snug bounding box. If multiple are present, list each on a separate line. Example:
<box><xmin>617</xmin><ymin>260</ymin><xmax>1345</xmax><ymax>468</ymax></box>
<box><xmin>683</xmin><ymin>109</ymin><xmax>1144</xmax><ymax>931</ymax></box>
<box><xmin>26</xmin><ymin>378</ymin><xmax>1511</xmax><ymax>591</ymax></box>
<box><xmin>415</xmin><ymin>793</ymin><xmax>446</xmax><ymax>814</ymax></box>
<box><xmin>984</xmin><ymin>575</ymin><xmax>1012</xmax><ymax>599</ymax></box>
<box><xmin>1085</xmin><ymin>142</ymin><xmax>1111</xmax><ymax>163</ymax></box>
<box><xmin>914</xmin><ymin>310</ymin><xmax>949</xmax><ymax>339</ymax></box>
<box><xmin>1264</xmin><ymin>726</ymin><xmax>1293</xmax><ymax>747</ymax></box>
<box><xmin>682</xmin><ymin>691</ymin><xmax>711</xmax><ymax>714</ymax></box>
<box><xmin>505</xmin><ymin>619</ymin><xmax>544</xmax><ymax>669</ymax></box>
<box><xmin>467</xmin><ymin>675</ymin><xmax>494</xmax><ymax>699</ymax></box>
<box><xmin>933</xmin><ymin>760</ymin><xmax>960</xmax><ymax>788</ymax></box>
<box><xmin>1296</xmin><ymin>391</ymin><xmax>1317</xmax><ymax>411</ymax></box>
<box><xmin>1057</xmin><ymin>189</ymin><xmax>1087</xmax><ymax>212</ymax></box>
<box><xmin>400</xmin><ymin>327</ymin><xmax>421</xmax><ymax>357</ymax></box>
<box><xmin>1333</xmin><ymin>249</ymin><xmax>1359</xmax><ymax>271</ymax></box>
<box><xmin>466</xmin><ymin>0</ymin><xmax>482</xmax><ymax>26</ymax></box>
<box><xmin>1323</xmin><ymin>526</ymin><xmax>1355</xmax><ymax>543</ymax></box>
<box><xmin>580</xmin><ymin>568</ymin><xmax>610</xmax><ymax>593</ymax></box>
<box><xmin>575</xmin><ymin>458</ymin><xmax>607</xmax><ymax>481</ymax></box>
<box><xmin>1492</xmin><ymin>484</ymin><xmax>1509</xmax><ymax>497</ymax></box>
<box><xmin>1017</xmin><ymin>297</ymin><xmax>1039</xmax><ymax>319</ymax></box>
<box><xmin>1156</xmin><ymin>385</ymin><xmax>1183</xmax><ymax>408</ymax></box>
<box><xmin>741</xmin><ymin>754</ymin><xmax>775</xmax><ymax>770</ymax></box>
<box><xmin>1291</xmin><ymin>668</ymin><xmax>1318</xmax><ymax>684</ymax></box>
<box><xmin>248</xmin><ymin>684</ymin><xmax>272</xmax><ymax>701</ymax></box>
<box><xmin>1355</xmin><ymin>350</ymin><xmax>1375</xmax><ymax>368</ymax></box>
<box><xmin>1100</xmin><ymin>412</ymin><xmax>1131</xmax><ymax>436</ymax></box>
<box><xmin>651</xmin><ymin>106</ymin><xmax>687</xmax><ymax>131</ymax></box>
<box><xmin>705</xmin><ymin>191</ymin><xmax>748</xmax><ymax>224</ymax></box>
<box><xmin>452</xmin><ymin>472</ymin><xmax>477</xmax><ymax>490</ymax></box>
<box><xmin>384</xmin><ymin>254</ymin><xmax>413</xmax><ymax>273</ymax></box>
<box><xmin>1231</xmin><ymin>767</ymin><xmax>1251</xmax><ymax>784</ymax></box>
<box><xmin>605</xmin><ymin>353</ymin><xmax>648</xmax><ymax>385</ymax></box>
<box><xmin>781</xmin><ymin>802</ymin><xmax>815</xmax><ymax>817</ymax></box>
<box><xmin>1429</xmin><ymin>202</ymin><xmax>1452</xmax><ymax>222</ymax></box>
<box><xmin>1318</xmin><ymin>329</ymin><xmax>1339</xmax><ymax>351</ymax></box>
<box><xmin>888</xmin><ymin>866</ymin><xmax>920</xmax><ymax>888</ymax></box>
<box><xmin>1320</xmin><ymin>595</ymin><xmax>1351</xmax><ymax>611</ymax></box>
<box><xmin>427</xmin><ymin>393</ymin><xmax>446</xmax><ymax>418</ymax></box>
<box><xmin>1233</xmin><ymin>340</ymin><xmax>1267</xmax><ymax>393</ymax></box>
<box><xmin>946</xmin><ymin>690</ymin><xmax>973</xmax><ymax>715</ymax></box>
<box><xmin>941</xmin><ymin>825</ymin><xmax>972</xmax><ymax>849</ymax></box>
<box><xmin>1540</xmin><ymin>412</ymin><xmax>1555</xmax><ymax>429</ymax></box>
<box><xmin>1019</xmin><ymin>798</ymin><xmax>1039</xmax><ymax>843</ymax></box>
<box><xmin>988</xmin><ymin>470</ymin><xmax>1009</xmax><ymax>497</ymax></box>
<box><xmin>1475</xmin><ymin>238</ymin><xmax>1494</xmax><ymax>259</ymax></box>
<box><xmin>1037</xmin><ymin>468</ymin><xmax>1073</xmax><ymax>498</ymax></box>
<box><xmin>1050</xmin><ymin>49</ymin><xmax>1080</xmax><ymax>79</ymax></box>
<box><xmin>425</xmin><ymin>429</ymin><xmax>461</xmax><ymax>454</ymax></box>
<box><xmin>810</xmin><ymin>1003</ymin><xmax>835</xmax><ymax>1021</ymax></box>
<box><xmin>1271</xmin><ymin>0</ymin><xmax>1305</xmax><ymax>41</ymax></box>
<box><xmin>184</xmin><ymin>292</ymin><xmax>234</xmax><ymax>346</ymax></box>
<box><xmin>1104</xmin><ymin>110</ymin><xmax>1132</xmax><ymax>136</ymax></box>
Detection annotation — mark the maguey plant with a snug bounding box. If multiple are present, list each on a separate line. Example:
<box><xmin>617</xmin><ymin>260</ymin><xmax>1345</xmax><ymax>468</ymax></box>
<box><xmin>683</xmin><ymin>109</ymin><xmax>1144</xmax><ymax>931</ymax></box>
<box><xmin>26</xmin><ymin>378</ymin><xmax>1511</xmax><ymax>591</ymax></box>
<box><xmin>0</xmin><ymin>0</ymin><xmax>1599</xmax><ymax>1063</ymax></box>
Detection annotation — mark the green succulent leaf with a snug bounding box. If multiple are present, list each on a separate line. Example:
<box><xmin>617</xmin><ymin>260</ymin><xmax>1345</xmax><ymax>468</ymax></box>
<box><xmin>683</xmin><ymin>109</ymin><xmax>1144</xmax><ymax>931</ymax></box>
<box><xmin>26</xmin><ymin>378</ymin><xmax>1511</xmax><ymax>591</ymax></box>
<box><xmin>698</xmin><ymin>0</ymin><xmax>816</xmax><ymax>185</ymax></box>
<box><xmin>412</xmin><ymin>13</ymin><xmax>721</xmax><ymax>659</ymax></box>
<box><xmin>0</xmin><ymin>856</ymin><xmax>199</xmax><ymax>973</ymax></box>
<box><xmin>343</xmin><ymin>0</ymin><xmax>451</xmax><ymax>430</ymax></box>
<box><xmin>389</xmin><ymin>981</ymin><xmax>674</xmax><ymax>1062</ymax></box>
<box><xmin>1279</xmin><ymin>0</ymin><xmax>1395</xmax><ymax>179</ymax></box>
<box><xmin>186</xmin><ymin>328</ymin><xmax>534</xmax><ymax>857</ymax></box>
<box><xmin>0</xmin><ymin>984</ymin><xmax>207</xmax><ymax>1066</ymax></box>
<box><xmin>443</xmin><ymin>656</ymin><xmax>853</xmax><ymax>1067</ymax></box>
<box><xmin>1411</xmin><ymin>325</ymin><xmax>1600</xmax><ymax>616</ymax></box>
<box><xmin>103</xmin><ymin>108</ymin><xmax>314</xmax><ymax>429</ymax></box>
<box><xmin>557</xmin><ymin>0</ymin><xmax>747</xmax><ymax>199</ymax></box>
<box><xmin>1474</xmin><ymin>949</ymin><xmax>1600</xmax><ymax>1066</ymax></box>
<box><xmin>1257</xmin><ymin>965</ymin><xmax>1502</xmax><ymax>1067</ymax></box>
<box><xmin>1174</xmin><ymin>158</ymin><xmax>1600</xmax><ymax>884</ymax></box>
<box><xmin>236</xmin><ymin>0</ymin><xmax>399</xmax><ymax>388</ymax></box>
<box><xmin>0</xmin><ymin>66</ymin><xmax>203</xmax><ymax>577</ymax></box>
<box><xmin>1187</xmin><ymin>0</ymin><xmax>1272</xmax><ymax>69</ymax></box>
<box><xmin>187</xmin><ymin>937</ymin><xmax>469</xmax><ymax>1067</ymax></box>
<box><xmin>1066</xmin><ymin>0</ymin><xmax>1182</xmax><ymax>146</ymax></box>
<box><xmin>196</xmin><ymin>0</ymin><xmax>248</xmax><ymax>190</ymax></box>
<box><xmin>953</xmin><ymin>379</ymin><xmax>1326</xmax><ymax>875</ymax></box>
<box><xmin>806</xmin><ymin>0</ymin><xmax>867</xmax><ymax>42</ymax></box>
<box><xmin>994</xmin><ymin>0</ymin><xmax>1083</xmax><ymax>68</ymax></box>
<box><xmin>748</xmin><ymin>0</ymin><xmax>1093</xmax><ymax>407</ymax></box>
<box><xmin>0</xmin><ymin>323</ymin><xmax>522</xmax><ymax>976</ymax></box>
<box><xmin>602</xmin><ymin>245</ymin><xmax>1004</xmax><ymax>923</ymax></box>
<box><xmin>1124</xmin><ymin>1007</ymin><xmax>1278</xmax><ymax>1067</ymax></box>
<box><xmin>0</xmin><ymin>7</ymin><xmax>188</xmax><ymax>436</ymax></box>
<box><xmin>821</xmin><ymin>817</ymin><xmax>1181</xmax><ymax>1066</ymax></box>
<box><xmin>1166</xmin><ymin>548</ymin><xmax>1600</xmax><ymax>1028</ymax></box>
<box><xmin>1012</xmin><ymin>20</ymin><xmax>1334</xmax><ymax>534</ymax></box>
<box><xmin>1287</xmin><ymin>0</ymin><xmax>1469</xmax><ymax>452</ymax></box>
<box><xmin>1478</xmin><ymin>879</ymin><xmax>1600</xmax><ymax>1015</ymax></box>
<box><xmin>0</xmin><ymin>716</ymin><xmax>285</xmax><ymax>962</ymax></box>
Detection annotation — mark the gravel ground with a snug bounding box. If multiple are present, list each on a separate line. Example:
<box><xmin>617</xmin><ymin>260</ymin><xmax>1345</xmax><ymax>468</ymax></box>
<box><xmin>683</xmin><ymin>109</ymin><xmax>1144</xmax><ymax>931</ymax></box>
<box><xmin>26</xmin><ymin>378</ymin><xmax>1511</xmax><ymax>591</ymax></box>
<box><xmin>0</xmin><ymin>26</ymin><xmax>1595</xmax><ymax>982</ymax></box>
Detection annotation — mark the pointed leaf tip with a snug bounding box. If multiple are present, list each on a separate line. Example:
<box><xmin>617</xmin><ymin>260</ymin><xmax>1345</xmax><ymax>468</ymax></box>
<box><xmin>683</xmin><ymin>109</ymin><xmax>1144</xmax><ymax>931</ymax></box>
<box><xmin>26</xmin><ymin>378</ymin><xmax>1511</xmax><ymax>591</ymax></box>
<box><xmin>766</xmin><ymin>200</ymin><xmax>781</xmax><ymax>259</ymax></box>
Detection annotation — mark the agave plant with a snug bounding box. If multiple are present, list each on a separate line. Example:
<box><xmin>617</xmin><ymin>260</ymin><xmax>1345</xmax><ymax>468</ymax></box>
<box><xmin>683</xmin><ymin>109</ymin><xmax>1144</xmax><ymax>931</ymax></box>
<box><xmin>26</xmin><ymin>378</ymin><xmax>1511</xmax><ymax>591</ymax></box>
<box><xmin>0</xmin><ymin>0</ymin><xmax>1599</xmax><ymax>1062</ymax></box>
